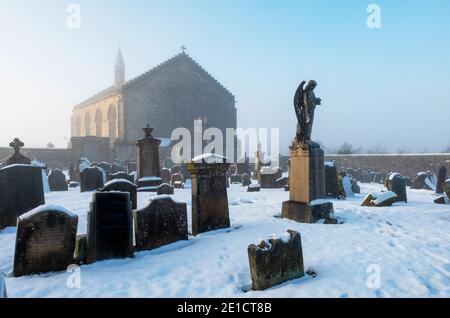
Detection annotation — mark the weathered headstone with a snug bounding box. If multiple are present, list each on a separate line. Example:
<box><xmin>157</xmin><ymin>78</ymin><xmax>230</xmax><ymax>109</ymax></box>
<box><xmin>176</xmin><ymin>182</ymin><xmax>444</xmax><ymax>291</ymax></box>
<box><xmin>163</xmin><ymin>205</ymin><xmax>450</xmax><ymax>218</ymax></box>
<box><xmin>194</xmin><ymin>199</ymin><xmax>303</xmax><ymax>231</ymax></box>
<box><xmin>108</xmin><ymin>171</ymin><xmax>134</xmax><ymax>184</ymax></box>
<box><xmin>134</xmin><ymin>196</ymin><xmax>188</xmax><ymax>251</ymax></box>
<box><xmin>387</xmin><ymin>173</ymin><xmax>407</xmax><ymax>203</ymax></box>
<box><xmin>259</xmin><ymin>167</ymin><xmax>282</xmax><ymax>188</ymax></box>
<box><xmin>136</xmin><ymin>125</ymin><xmax>161</xmax><ymax>180</ymax></box>
<box><xmin>248</xmin><ymin>184</ymin><xmax>261</xmax><ymax>192</ymax></box>
<box><xmin>100</xmin><ymin>179</ymin><xmax>137</xmax><ymax>209</ymax></box>
<box><xmin>74</xmin><ymin>234</ymin><xmax>87</xmax><ymax>265</ymax></box>
<box><xmin>411</xmin><ymin>172</ymin><xmax>430</xmax><ymax>190</ymax></box>
<box><xmin>324</xmin><ymin>162</ymin><xmax>338</xmax><ymax>198</ymax></box>
<box><xmin>171</xmin><ymin>173</ymin><xmax>184</xmax><ymax>186</ymax></box>
<box><xmin>80</xmin><ymin>166</ymin><xmax>104</xmax><ymax>192</ymax></box>
<box><xmin>361</xmin><ymin>191</ymin><xmax>398</xmax><ymax>207</ymax></box>
<box><xmin>435</xmin><ymin>166</ymin><xmax>447</xmax><ymax>194</ymax></box>
<box><xmin>86</xmin><ymin>192</ymin><xmax>134</xmax><ymax>263</ymax></box>
<box><xmin>248</xmin><ymin>230</ymin><xmax>304</xmax><ymax>291</ymax></box>
<box><xmin>0</xmin><ymin>165</ymin><xmax>45</xmax><ymax>230</ymax></box>
<box><xmin>276</xmin><ymin>176</ymin><xmax>289</xmax><ymax>188</ymax></box>
<box><xmin>188</xmin><ymin>154</ymin><xmax>230</xmax><ymax>236</ymax></box>
<box><xmin>170</xmin><ymin>165</ymin><xmax>182</xmax><ymax>175</ymax></box>
<box><xmin>13</xmin><ymin>205</ymin><xmax>78</xmax><ymax>277</ymax></box>
<box><xmin>48</xmin><ymin>169</ymin><xmax>68</xmax><ymax>192</ymax></box>
<box><xmin>241</xmin><ymin>173</ymin><xmax>252</xmax><ymax>186</ymax></box>
<box><xmin>137</xmin><ymin>176</ymin><xmax>162</xmax><ymax>192</ymax></box>
<box><xmin>230</xmin><ymin>174</ymin><xmax>242</xmax><ymax>184</ymax></box>
<box><xmin>2</xmin><ymin>138</ymin><xmax>31</xmax><ymax>167</ymax></box>
<box><xmin>157</xmin><ymin>183</ymin><xmax>174</xmax><ymax>195</ymax></box>
<box><xmin>97</xmin><ymin>162</ymin><xmax>113</xmax><ymax>175</ymax></box>
<box><xmin>160</xmin><ymin>168</ymin><xmax>172</xmax><ymax>184</ymax></box>
<box><xmin>444</xmin><ymin>179</ymin><xmax>450</xmax><ymax>200</ymax></box>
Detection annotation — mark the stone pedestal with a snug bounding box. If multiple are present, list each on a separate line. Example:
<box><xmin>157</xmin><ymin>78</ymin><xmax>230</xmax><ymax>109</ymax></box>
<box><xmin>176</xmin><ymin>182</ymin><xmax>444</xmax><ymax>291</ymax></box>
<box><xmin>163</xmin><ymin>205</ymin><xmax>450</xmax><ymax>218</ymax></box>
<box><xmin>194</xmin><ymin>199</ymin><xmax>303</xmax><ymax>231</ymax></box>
<box><xmin>188</xmin><ymin>162</ymin><xmax>230</xmax><ymax>236</ymax></box>
<box><xmin>282</xmin><ymin>146</ymin><xmax>334</xmax><ymax>223</ymax></box>
<box><xmin>135</xmin><ymin>126</ymin><xmax>161</xmax><ymax>180</ymax></box>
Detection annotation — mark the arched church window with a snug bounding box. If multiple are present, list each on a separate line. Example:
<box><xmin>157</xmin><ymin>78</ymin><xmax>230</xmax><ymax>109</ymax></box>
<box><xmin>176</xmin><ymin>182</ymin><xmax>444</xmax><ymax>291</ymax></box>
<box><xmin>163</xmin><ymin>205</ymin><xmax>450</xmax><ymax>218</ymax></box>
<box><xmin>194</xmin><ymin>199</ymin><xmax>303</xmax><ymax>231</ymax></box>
<box><xmin>95</xmin><ymin>109</ymin><xmax>103</xmax><ymax>137</ymax></box>
<box><xmin>85</xmin><ymin>112</ymin><xmax>91</xmax><ymax>136</ymax></box>
<box><xmin>108</xmin><ymin>104</ymin><xmax>117</xmax><ymax>141</ymax></box>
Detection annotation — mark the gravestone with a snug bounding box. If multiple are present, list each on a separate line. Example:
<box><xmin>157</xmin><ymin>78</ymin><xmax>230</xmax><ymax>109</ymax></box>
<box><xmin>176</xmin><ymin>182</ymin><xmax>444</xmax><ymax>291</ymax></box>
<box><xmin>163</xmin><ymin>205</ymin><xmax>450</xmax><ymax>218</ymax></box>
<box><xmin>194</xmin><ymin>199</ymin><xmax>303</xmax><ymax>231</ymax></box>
<box><xmin>259</xmin><ymin>167</ymin><xmax>282</xmax><ymax>188</ymax></box>
<box><xmin>361</xmin><ymin>191</ymin><xmax>398</xmax><ymax>207</ymax></box>
<box><xmin>160</xmin><ymin>168</ymin><xmax>172</xmax><ymax>184</ymax></box>
<box><xmin>324</xmin><ymin>162</ymin><xmax>338</xmax><ymax>198</ymax></box>
<box><xmin>134</xmin><ymin>196</ymin><xmax>188</xmax><ymax>251</ymax></box>
<box><xmin>0</xmin><ymin>274</ymin><xmax>6</xmax><ymax>298</ymax></box>
<box><xmin>241</xmin><ymin>173</ymin><xmax>252</xmax><ymax>186</ymax></box>
<box><xmin>74</xmin><ymin>234</ymin><xmax>87</xmax><ymax>265</ymax></box>
<box><xmin>80</xmin><ymin>166</ymin><xmax>104</xmax><ymax>192</ymax></box>
<box><xmin>48</xmin><ymin>169</ymin><xmax>68</xmax><ymax>192</ymax></box>
<box><xmin>157</xmin><ymin>183</ymin><xmax>174</xmax><ymax>195</ymax></box>
<box><xmin>248</xmin><ymin>230</ymin><xmax>304</xmax><ymax>291</ymax></box>
<box><xmin>13</xmin><ymin>205</ymin><xmax>78</xmax><ymax>277</ymax></box>
<box><xmin>188</xmin><ymin>155</ymin><xmax>230</xmax><ymax>236</ymax></box>
<box><xmin>2</xmin><ymin>138</ymin><xmax>31</xmax><ymax>167</ymax></box>
<box><xmin>97</xmin><ymin>162</ymin><xmax>112</xmax><ymax>175</ymax></box>
<box><xmin>276</xmin><ymin>177</ymin><xmax>289</xmax><ymax>188</ymax></box>
<box><xmin>100</xmin><ymin>179</ymin><xmax>137</xmax><ymax>209</ymax></box>
<box><xmin>230</xmin><ymin>174</ymin><xmax>242</xmax><ymax>184</ymax></box>
<box><xmin>236</xmin><ymin>153</ymin><xmax>250</xmax><ymax>175</ymax></box>
<box><xmin>387</xmin><ymin>173</ymin><xmax>407</xmax><ymax>203</ymax></box>
<box><xmin>0</xmin><ymin>165</ymin><xmax>45</xmax><ymax>230</ymax></box>
<box><xmin>170</xmin><ymin>165</ymin><xmax>182</xmax><ymax>175</ymax></box>
<box><xmin>248</xmin><ymin>184</ymin><xmax>261</xmax><ymax>192</ymax></box>
<box><xmin>86</xmin><ymin>192</ymin><xmax>134</xmax><ymax>264</ymax></box>
<box><xmin>444</xmin><ymin>179</ymin><xmax>450</xmax><ymax>199</ymax></box>
<box><xmin>350</xmin><ymin>177</ymin><xmax>360</xmax><ymax>194</ymax></box>
<box><xmin>108</xmin><ymin>171</ymin><xmax>134</xmax><ymax>184</ymax></box>
<box><xmin>411</xmin><ymin>172</ymin><xmax>429</xmax><ymax>190</ymax></box>
<box><xmin>126</xmin><ymin>161</ymin><xmax>137</xmax><ymax>174</ymax></box>
<box><xmin>136</xmin><ymin>125</ymin><xmax>161</xmax><ymax>180</ymax></box>
<box><xmin>435</xmin><ymin>166</ymin><xmax>447</xmax><ymax>194</ymax></box>
<box><xmin>434</xmin><ymin>196</ymin><xmax>448</xmax><ymax>205</ymax></box>
<box><xmin>137</xmin><ymin>176</ymin><xmax>162</xmax><ymax>192</ymax></box>
<box><xmin>404</xmin><ymin>176</ymin><xmax>412</xmax><ymax>187</ymax></box>
<box><xmin>373</xmin><ymin>172</ymin><xmax>383</xmax><ymax>184</ymax></box>
<box><xmin>171</xmin><ymin>173</ymin><xmax>184</xmax><ymax>186</ymax></box>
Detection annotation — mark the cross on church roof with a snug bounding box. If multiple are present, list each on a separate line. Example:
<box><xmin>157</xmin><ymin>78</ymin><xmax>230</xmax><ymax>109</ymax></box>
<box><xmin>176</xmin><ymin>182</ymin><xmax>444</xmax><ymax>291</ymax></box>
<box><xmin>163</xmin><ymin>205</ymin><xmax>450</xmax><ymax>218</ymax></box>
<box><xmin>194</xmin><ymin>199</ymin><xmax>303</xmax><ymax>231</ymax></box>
<box><xmin>9</xmin><ymin>138</ymin><xmax>24</xmax><ymax>154</ymax></box>
<box><xmin>181</xmin><ymin>45</ymin><xmax>187</xmax><ymax>54</ymax></box>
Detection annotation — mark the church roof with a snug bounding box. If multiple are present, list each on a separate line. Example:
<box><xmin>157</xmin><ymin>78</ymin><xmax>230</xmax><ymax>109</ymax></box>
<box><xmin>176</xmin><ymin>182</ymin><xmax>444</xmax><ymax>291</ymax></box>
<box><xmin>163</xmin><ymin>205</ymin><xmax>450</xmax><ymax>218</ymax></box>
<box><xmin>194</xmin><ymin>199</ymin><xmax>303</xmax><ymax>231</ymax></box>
<box><xmin>74</xmin><ymin>52</ymin><xmax>234</xmax><ymax>110</ymax></box>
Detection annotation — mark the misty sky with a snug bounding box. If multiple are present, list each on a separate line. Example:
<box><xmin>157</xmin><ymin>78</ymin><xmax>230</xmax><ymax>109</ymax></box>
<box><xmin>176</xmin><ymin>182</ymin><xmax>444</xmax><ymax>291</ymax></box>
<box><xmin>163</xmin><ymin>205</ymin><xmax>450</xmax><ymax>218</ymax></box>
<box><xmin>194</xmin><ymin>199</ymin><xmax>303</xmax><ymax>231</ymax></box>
<box><xmin>0</xmin><ymin>0</ymin><xmax>449</xmax><ymax>154</ymax></box>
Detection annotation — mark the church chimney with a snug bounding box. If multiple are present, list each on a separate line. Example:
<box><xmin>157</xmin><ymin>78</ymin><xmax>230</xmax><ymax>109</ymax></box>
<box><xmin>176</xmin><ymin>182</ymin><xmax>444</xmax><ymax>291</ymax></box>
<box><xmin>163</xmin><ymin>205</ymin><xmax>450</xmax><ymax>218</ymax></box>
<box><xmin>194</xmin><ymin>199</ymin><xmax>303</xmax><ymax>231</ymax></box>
<box><xmin>115</xmin><ymin>48</ymin><xmax>125</xmax><ymax>86</ymax></box>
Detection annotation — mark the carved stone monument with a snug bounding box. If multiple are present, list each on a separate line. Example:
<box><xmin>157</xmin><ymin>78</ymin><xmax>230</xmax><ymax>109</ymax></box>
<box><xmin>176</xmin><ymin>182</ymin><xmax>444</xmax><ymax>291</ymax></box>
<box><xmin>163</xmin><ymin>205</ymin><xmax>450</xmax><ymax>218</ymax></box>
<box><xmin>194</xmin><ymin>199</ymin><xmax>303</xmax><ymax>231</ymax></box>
<box><xmin>48</xmin><ymin>169</ymin><xmax>68</xmax><ymax>192</ymax></box>
<box><xmin>187</xmin><ymin>154</ymin><xmax>231</xmax><ymax>236</ymax></box>
<box><xmin>80</xmin><ymin>166</ymin><xmax>104</xmax><ymax>192</ymax></box>
<box><xmin>282</xmin><ymin>81</ymin><xmax>335</xmax><ymax>223</ymax></box>
<box><xmin>13</xmin><ymin>205</ymin><xmax>78</xmax><ymax>277</ymax></box>
<box><xmin>2</xmin><ymin>138</ymin><xmax>31</xmax><ymax>167</ymax></box>
<box><xmin>136</xmin><ymin>125</ymin><xmax>161</xmax><ymax>180</ymax></box>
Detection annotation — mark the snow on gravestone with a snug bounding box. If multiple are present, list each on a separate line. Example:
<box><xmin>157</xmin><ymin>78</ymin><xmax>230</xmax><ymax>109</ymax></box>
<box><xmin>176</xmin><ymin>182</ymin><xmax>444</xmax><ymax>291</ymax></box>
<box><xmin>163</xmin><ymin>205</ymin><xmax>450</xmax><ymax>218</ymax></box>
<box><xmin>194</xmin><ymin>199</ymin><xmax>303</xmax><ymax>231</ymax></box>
<box><xmin>48</xmin><ymin>169</ymin><xmax>68</xmax><ymax>192</ymax></box>
<box><xmin>86</xmin><ymin>192</ymin><xmax>133</xmax><ymax>264</ymax></box>
<box><xmin>361</xmin><ymin>191</ymin><xmax>398</xmax><ymax>207</ymax></box>
<box><xmin>248</xmin><ymin>230</ymin><xmax>305</xmax><ymax>291</ymax></box>
<box><xmin>13</xmin><ymin>205</ymin><xmax>78</xmax><ymax>277</ymax></box>
<box><xmin>108</xmin><ymin>171</ymin><xmax>135</xmax><ymax>184</ymax></box>
<box><xmin>100</xmin><ymin>179</ymin><xmax>137</xmax><ymax>209</ymax></box>
<box><xmin>134</xmin><ymin>196</ymin><xmax>188</xmax><ymax>251</ymax></box>
<box><xmin>157</xmin><ymin>183</ymin><xmax>174</xmax><ymax>195</ymax></box>
<box><xmin>160</xmin><ymin>168</ymin><xmax>172</xmax><ymax>184</ymax></box>
<box><xmin>387</xmin><ymin>173</ymin><xmax>407</xmax><ymax>203</ymax></box>
<box><xmin>0</xmin><ymin>164</ymin><xmax>45</xmax><ymax>230</ymax></box>
<box><xmin>80</xmin><ymin>166</ymin><xmax>104</xmax><ymax>192</ymax></box>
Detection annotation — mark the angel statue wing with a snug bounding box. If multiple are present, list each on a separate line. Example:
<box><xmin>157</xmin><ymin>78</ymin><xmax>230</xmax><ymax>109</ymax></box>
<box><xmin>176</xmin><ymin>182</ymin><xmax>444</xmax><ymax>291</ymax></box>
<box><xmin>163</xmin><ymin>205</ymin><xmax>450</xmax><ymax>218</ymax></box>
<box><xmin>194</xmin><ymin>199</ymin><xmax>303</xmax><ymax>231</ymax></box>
<box><xmin>293</xmin><ymin>81</ymin><xmax>307</xmax><ymax>143</ymax></box>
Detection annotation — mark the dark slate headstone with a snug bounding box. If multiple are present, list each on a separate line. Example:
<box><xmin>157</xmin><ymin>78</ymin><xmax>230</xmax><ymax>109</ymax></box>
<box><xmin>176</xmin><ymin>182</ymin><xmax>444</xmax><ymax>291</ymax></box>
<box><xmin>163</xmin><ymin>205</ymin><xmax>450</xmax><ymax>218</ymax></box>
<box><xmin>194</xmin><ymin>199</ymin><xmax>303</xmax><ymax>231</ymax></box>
<box><xmin>434</xmin><ymin>195</ymin><xmax>448</xmax><ymax>205</ymax></box>
<box><xmin>97</xmin><ymin>162</ymin><xmax>113</xmax><ymax>175</ymax></box>
<box><xmin>350</xmin><ymin>178</ymin><xmax>361</xmax><ymax>194</ymax></box>
<box><xmin>13</xmin><ymin>205</ymin><xmax>78</xmax><ymax>277</ymax></box>
<box><xmin>444</xmin><ymin>179</ymin><xmax>450</xmax><ymax>200</ymax></box>
<box><xmin>387</xmin><ymin>173</ymin><xmax>407</xmax><ymax>203</ymax></box>
<box><xmin>173</xmin><ymin>181</ymin><xmax>184</xmax><ymax>189</ymax></box>
<box><xmin>435</xmin><ymin>166</ymin><xmax>447</xmax><ymax>194</ymax></box>
<box><xmin>86</xmin><ymin>192</ymin><xmax>133</xmax><ymax>264</ymax></box>
<box><xmin>230</xmin><ymin>174</ymin><xmax>242</xmax><ymax>184</ymax></box>
<box><xmin>100</xmin><ymin>179</ymin><xmax>137</xmax><ymax>209</ymax></box>
<box><xmin>80</xmin><ymin>167</ymin><xmax>104</xmax><ymax>192</ymax></box>
<box><xmin>325</xmin><ymin>163</ymin><xmax>338</xmax><ymax>198</ymax></box>
<box><xmin>373</xmin><ymin>172</ymin><xmax>383</xmax><ymax>184</ymax></box>
<box><xmin>411</xmin><ymin>172</ymin><xmax>428</xmax><ymax>190</ymax></box>
<box><xmin>247</xmin><ymin>184</ymin><xmax>261</xmax><ymax>192</ymax></box>
<box><xmin>276</xmin><ymin>177</ymin><xmax>289</xmax><ymax>188</ymax></box>
<box><xmin>134</xmin><ymin>196</ymin><xmax>188</xmax><ymax>251</ymax></box>
<box><xmin>160</xmin><ymin>168</ymin><xmax>172</xmax><ymax>184</ymax></box>
<box><xmin>108</xmin><ymin>171</ymin><xmax>134</xmax><ymax>184</ymax></box>
<box><xmin>48</xmin><ymin>169</ymin><xmax>68</xmax><ymax>192</ymax></box>
<box><xmin>259</xmin><ymin>167</ymin><xmax>283</xmax><ymax>188</ymax></box>
<box><xmin>74</xmin><ymin>234</ymin><xmax>87</xmax><ymax>265</ymax></box>
<box><xmin>241</xmin><ymin>173</ymin><xmax>252</xmax><ymax>187</ymax></box>
<box><xmin>137</xmin><ymin>176</ymin><xmax>162</xmax><ymax>192</ymax></box>
<box><xmin>69</xmin><ymin>181</ymin><xmax>79</xmax><ymax>188</ymax></box>
<box><xmin>248</xmin><ymin>230</ymin><xmax>305</xmax><ymax>291</ymax></box>
<box><xmin>170</xmin><ymin>173</ymin><xmax>184</xmax><ymax>186</ymax></box>
<box><xmin>157</xmin><ymin>183</ymin><xmax>174</xmax><ymax>195</ymax></box>
<box><xmin>403</xmin><ymin>176</ymin><xmax>412</xmax><ymax>187</ymax></box>
<box><xmin>0</xmin><ymin>165</ymin><xmax>45</xmax><ymax>230</ymax></box>
<box><xmin>170</xmin><ymin>165</ymin><xmax>182</xmax><ymax>175</ymax></box>
<box><xmin>127</xmin><ymin>161</ymin><xmax>137</xmax><ymax>174</ymax></box>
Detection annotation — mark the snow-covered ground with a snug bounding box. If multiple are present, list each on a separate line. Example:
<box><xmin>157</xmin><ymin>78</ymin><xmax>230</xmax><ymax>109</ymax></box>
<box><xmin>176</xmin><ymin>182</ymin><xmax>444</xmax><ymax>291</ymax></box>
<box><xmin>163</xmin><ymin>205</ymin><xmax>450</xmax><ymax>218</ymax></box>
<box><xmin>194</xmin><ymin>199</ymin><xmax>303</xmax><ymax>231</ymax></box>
<box><xmin>1</xmin><ymin>183</ymin><xmax>450</xmax><ymax>298</ymax></box>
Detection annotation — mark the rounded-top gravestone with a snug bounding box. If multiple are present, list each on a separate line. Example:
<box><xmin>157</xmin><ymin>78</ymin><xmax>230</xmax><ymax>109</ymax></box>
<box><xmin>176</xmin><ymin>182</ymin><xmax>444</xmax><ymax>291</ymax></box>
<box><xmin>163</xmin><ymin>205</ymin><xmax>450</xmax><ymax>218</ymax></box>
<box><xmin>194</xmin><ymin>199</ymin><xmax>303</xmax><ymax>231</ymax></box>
<box><xmin>387</xmin><ymin>173</ymin><xmax>407</xmax><ymax>203</ymax></box>
<box><xmin>48</xmin><ymin>169</ymin><xmax>68</xmax><ymax>192</ymax></box>
<box><xmin>100</xmin><ymin>179</ymin><xmax>137</xmax><ymax>209</ymax></box>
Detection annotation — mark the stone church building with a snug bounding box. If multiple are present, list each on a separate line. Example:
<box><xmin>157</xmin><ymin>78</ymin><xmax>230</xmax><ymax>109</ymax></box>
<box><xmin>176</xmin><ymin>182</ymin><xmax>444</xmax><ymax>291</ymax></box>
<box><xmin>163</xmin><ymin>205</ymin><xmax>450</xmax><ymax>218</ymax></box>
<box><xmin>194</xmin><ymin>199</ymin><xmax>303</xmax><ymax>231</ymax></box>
<box><xmin>70</xmin><ymin>49</ymin><xmax>237</xmax><ymax>162</ymax></box>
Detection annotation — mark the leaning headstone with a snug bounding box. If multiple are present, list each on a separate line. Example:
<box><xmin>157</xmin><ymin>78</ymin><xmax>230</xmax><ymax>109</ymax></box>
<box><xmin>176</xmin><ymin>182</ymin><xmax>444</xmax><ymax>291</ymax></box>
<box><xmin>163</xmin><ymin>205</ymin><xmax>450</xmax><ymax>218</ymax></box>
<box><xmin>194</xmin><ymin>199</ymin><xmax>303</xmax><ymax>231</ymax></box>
<box><xmin>134</xmin><ymin>196</ymin><xmax>188</xmax><ymax>251</ymax></box>
<box><xmin>48</xmin><ymin>169</ymin><xmax>68</xmax><ymax>192</ymax></box>
<box><xmin>434</xmin><ymin>196</ymin><xmax>448</xmax><ymax>205</ymax></box>
<box><xmin>248</xmin><ymin>184</ymin><xmax>261</xmax><ymax>192</ymax></box>
<box><xmin>444</xmin><ymin>179</ymin><xmax>450</xmax><ymax>200</ymax></box>
<box><xmin>100</xmin><ymin>179</ymin><xmax>137</xmax><ymax>209</ymax></box>
<box><xmin>0</xmin><ymin>274</ymin><xmax>6</xmax><ymax>298</ymax></box>
<box><xmin>435</xmin><ymin>166</ymin><xmax>447</xmax><ymax>194</ymax></box>
<box><xmin>324</xmin><ymin>162</ymin><xmax>339</xmax><ymax>198</ymax></box>
<box><xmin>160</xmin><ymin>168</ymin><xmax>172</xmax><ymax>184</ymax></box>
<box><xmin>248</xmin><ymin>230</ymin><xmax>304</xmax><ymax>291</ymax></box>
<box><xmin>361</xmin><ymin>191</ymin><xmax>398</xmax><ymax>207</ymax></box>
<box><xmin>80</xmin><ymin>166</ymin><xmax>104</xmax><ymax>192</ymax></box>
<box><xmin>157</xmin><ymin>183</ymin><xmax>174</xmax><ymax>195</ymax></box>
<box><xmin>387</xmin><ymin>173</ymin><xmax>407</xmax><ymax>203</ymax></box>
<box><xmin>188</xmin><ymin>154</ymin><xmax>230</xmax><ymax>236</ymax></box>
<box><xmin>411</xmin><ymin>172</ymin><xmax>429</xmax><ymax>190</ymax></box>
<box><xmin>86</xmin><ymin>192</ymin><xmax>133</xmax><ymax>264</ymax></box>
<box><xmin>0</xmin><ymin>165</ymin><xmax>45</xmax><ymax>230</ymax></box>
<box><xmin>108</xmin><ymin>171</ymin><xmax>134</xmax><ymax>184</ymax></box>
<box><xmin>13</xmin><ymin>205</ymin><xmax>78</xmax><ymax>277</ymax></box>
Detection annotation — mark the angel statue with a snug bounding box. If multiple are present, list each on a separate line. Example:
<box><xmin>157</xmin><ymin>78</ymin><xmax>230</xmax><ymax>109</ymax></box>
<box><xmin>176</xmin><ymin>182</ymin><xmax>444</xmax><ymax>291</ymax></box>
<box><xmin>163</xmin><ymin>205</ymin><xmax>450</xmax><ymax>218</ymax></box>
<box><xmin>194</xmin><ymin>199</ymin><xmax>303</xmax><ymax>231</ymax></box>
<box><xmin>292</xmin><ymin>80</ymin><xmax>322</xmax><ymax>150</ymax></box>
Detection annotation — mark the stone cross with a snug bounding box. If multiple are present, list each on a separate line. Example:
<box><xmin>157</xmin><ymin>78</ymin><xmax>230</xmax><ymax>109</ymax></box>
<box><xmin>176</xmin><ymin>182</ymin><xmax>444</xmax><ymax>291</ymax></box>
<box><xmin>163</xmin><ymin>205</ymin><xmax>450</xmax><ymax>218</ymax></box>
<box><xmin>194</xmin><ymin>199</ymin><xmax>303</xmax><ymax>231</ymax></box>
<box><xmin>181</xmin><ymin>45</ymin><xmax>187</xmax><ymax>53</ymax></box>
<box><xmin>9</xmin><ymin>138</ymin><xmax>24</xmax><ymax>154</ymax></box>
